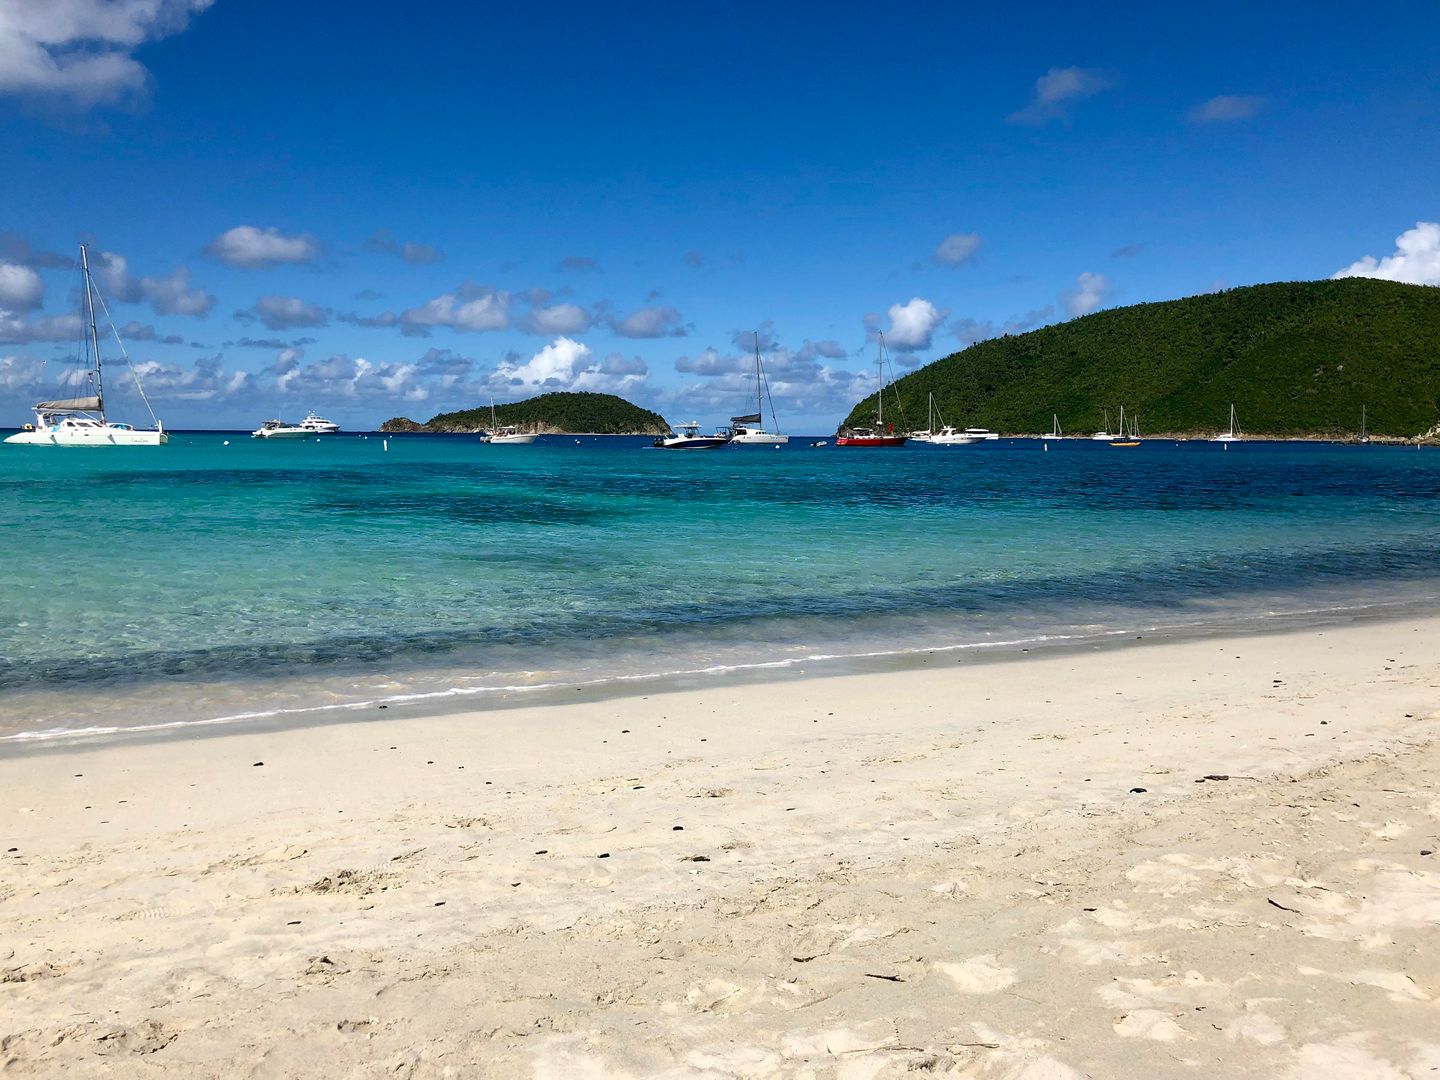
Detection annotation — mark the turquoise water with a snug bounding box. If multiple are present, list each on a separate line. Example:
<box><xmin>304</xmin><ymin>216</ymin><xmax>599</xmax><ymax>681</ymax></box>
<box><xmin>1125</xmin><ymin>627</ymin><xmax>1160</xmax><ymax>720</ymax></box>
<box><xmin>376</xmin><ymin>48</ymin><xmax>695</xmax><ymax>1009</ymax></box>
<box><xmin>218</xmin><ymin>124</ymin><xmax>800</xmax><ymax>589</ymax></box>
<box><xmin>2</xmin><ymin>432</ymin><xmax>1439</xmax><ymax>742</ymax></box>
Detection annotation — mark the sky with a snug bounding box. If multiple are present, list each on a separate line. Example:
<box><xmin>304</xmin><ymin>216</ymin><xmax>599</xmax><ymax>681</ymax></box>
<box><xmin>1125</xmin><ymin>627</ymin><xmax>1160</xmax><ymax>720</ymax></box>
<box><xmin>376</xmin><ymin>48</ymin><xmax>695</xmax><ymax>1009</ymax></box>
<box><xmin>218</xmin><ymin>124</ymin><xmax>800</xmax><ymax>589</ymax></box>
<box><xmin>1</xmin><ymin>0</ymin><xmax>1438</xmax><ymax>433</ymax></box>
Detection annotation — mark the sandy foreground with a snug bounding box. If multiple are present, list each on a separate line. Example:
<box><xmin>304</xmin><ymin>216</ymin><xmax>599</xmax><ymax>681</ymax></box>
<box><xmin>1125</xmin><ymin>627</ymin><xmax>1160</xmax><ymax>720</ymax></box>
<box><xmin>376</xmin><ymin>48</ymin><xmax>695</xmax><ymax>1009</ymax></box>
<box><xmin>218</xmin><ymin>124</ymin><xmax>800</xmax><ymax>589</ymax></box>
<box><xmin>2</xmin><ymin>620</ymin><xmax>1438</xmax><ymax>1078</ymax></box>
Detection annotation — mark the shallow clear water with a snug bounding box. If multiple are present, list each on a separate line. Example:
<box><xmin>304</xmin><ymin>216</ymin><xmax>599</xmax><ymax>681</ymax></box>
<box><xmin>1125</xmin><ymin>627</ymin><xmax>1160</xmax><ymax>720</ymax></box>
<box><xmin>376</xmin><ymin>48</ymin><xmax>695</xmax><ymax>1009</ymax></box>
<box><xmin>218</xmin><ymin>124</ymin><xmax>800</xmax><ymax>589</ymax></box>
<box><xmin>2</xmin><ymin>432</ymin><xmax>1438</xmax><ymax>742</ymax></box>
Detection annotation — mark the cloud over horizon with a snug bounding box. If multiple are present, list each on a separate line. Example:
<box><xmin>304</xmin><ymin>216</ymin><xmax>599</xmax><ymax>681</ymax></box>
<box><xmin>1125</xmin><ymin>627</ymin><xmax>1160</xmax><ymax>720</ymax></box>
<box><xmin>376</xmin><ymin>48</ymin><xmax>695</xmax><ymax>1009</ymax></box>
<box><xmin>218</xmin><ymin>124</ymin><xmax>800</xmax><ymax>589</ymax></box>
<box><xmin>1332</xmin><ymin>221</ymin><xmax>1440</xmax><ymax>286</ymax></box>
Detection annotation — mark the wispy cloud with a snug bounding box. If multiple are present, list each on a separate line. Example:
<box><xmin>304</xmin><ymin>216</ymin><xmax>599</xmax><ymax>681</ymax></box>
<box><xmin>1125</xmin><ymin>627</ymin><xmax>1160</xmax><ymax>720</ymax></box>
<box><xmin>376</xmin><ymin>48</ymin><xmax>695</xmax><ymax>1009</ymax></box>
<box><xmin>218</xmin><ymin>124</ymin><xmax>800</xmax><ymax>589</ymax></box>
<box><xmin>235</xmin><ymin>295</ymin><xmax>331</xmax><ymax>331</ymax></box>
<box><xmin>1332</xmin><ymin>221</ymin><xmax>1440</xmax><ymax>285</ymax></box>
<box><xmin>1110</xmin><ymin>243</ymin><xmax>1144</xmax><ymax>259</ymax></box>
<box><xmin>1008</xmin><ymin>66</ymin><xmax>1112</xmax><ymax>126</ymax></box>
<box><xmin>204</xmin><ymin>226</ymin><xmax>321</xmax><ymax>269</ymax></box>
<box><xmin>1188</xmin><ymin>94</ymin><xmax>1264</xmax><ymax>123</ymax></box>
<box><xmin>950</xmin><ymin>305</ymin><xmax>1055</xmax><ymax>347</ymax></box>
<box><xmin>363</xmin><ymin>230</ymin><xmax>444</xmax><ymax>265</ymax></box>
<box><xmin>558</xmin><ymin>255</ymin><xmax>600</xmax><ymax>273</ymax></box>
<box><xmin>93</xmin><ymin>251</ymin><xmax>216</xmax><ymax>316</ymax></box>
<box><xmin>1060</xmin><ymin>271</ymin><xmax>1112</xmax><ymax>317</ymax></box>
<box><xmin>609</xmin><ymin>304</ymin><xmax>688</xmax><ymax>339</ymax></box>
<box><xmin>933</xmin><ymin>233</ymin><xmax>982</xmax><ymax>267</ymax></box>
<box><xmin>0</xmin><ymin>0</ymin><xmax>214</xmax><ymax>109</ymax></box>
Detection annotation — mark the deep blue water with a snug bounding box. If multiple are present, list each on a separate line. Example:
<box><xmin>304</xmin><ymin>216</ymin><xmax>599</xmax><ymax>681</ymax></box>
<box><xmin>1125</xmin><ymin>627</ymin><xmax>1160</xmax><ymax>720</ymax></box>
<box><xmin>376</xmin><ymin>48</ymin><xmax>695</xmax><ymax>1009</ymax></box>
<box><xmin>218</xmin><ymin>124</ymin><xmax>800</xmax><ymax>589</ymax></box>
<box><xmin>2</xmin><ymin>432</ymin><xmax>1437</xmax><ymax>741</ymax></box>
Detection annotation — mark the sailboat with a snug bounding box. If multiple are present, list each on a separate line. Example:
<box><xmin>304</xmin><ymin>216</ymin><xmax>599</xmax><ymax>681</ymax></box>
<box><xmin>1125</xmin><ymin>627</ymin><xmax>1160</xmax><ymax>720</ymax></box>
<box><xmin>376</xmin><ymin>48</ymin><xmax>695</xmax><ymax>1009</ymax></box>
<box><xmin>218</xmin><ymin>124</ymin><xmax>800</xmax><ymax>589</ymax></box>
<box><xmin>730</xmin><ymin>332</ymin><xmax>788</xmax><ymax>445</ymax></box>
<box><xmin>486</xmin><ymin>401</ymin><xmax>537</xmax><ymax>444</ymax></box>
<box><xmin>1090</xmin><ymin>409</ymin><xmax>1115</xmax><ymax>441</ymax></box>
<box><xmin>5</xmin><ymin>245</ymin><xmax>168</xmax><ymax>447</ymax></box>
<box><xmin>908</xmin><ymin>393</ymin><xmax>936</xmax><ymax>442</ymax></box>
<box><xmin>837</xmin><ymin>334</ymin><xmax>908</xmax><ymax>447</ymax></box>
<box><xmin>1042</xmin><ymin>414</ymin><xmax>1063</xmax><ymax>441</ymax></box>
<box><xmin>1109</xmin><ymin>406</ymin><xmax>1141</xmax><ymax>447</ymax></box>
<box><xmin>1210</xmin><ymin>403</ymin><xmax>1242</xmax><ymax>443</ymax></box>
<box><xmin>1357</xmin><ymin>405</ymin><xmax>1370</xmax><ymax>445</ymax></box>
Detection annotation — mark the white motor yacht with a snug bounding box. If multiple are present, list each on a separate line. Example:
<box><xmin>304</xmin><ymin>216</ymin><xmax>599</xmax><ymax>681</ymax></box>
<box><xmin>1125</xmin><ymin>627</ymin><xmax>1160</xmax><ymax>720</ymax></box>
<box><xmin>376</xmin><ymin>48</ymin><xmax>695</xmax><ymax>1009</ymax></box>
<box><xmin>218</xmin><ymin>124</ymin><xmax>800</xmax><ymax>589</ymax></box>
<box><xmin>252</xmin><ymin>411</ymin><xmax>341</xmax><ymax>439</ymax></box>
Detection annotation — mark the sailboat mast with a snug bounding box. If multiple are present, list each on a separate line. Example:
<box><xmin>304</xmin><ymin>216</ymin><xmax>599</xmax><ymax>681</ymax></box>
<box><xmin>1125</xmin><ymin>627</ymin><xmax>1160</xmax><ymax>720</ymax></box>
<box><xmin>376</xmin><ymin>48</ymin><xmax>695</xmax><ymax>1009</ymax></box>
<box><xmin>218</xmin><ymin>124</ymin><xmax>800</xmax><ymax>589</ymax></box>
<box><xmin>753</xmin><ymin>332</ymin><xmax>762</xmax><ymax>417</ymax></box>
<box><xmin>80</xmin><ymin>245</ymin><xmax>104</xmax><ymax>416</ymax></box>
<box><xmin>876</xmin><ymin>333</ymin><xmax>884</xmax><ymax>427</ymax></box>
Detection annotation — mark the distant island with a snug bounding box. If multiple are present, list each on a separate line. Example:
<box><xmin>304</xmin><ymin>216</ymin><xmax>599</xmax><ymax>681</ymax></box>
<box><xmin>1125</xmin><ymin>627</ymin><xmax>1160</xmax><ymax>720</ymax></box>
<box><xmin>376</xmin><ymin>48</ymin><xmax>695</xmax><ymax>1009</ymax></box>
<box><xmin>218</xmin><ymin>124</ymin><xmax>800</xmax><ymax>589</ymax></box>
<box><xmin>844</xmin><ymin>279</ymin><xmax>1440</xmax><ymax>439</ymax></box>
<box><xmin>381</xmin><ymin>391</ymin><xmax>670</xmax><ymax>435</ymax></box>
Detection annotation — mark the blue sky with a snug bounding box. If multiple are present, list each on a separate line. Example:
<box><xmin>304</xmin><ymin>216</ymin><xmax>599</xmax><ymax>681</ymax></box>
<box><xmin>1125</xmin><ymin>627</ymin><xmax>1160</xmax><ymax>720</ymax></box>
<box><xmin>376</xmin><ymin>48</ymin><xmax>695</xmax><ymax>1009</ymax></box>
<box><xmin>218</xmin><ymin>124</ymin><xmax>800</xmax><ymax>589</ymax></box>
<box><xmin>2</xmin><ymin>1</ymin><xmax>1438</xmax><ymax>432</ymax></box>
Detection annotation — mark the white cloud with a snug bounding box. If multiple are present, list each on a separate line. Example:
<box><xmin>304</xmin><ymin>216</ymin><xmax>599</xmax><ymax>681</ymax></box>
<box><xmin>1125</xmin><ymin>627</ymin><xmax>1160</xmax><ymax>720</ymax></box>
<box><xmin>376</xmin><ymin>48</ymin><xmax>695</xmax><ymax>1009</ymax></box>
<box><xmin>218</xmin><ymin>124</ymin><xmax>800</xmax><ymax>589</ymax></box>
<box><xmin>1189</xmin><ymin>95</ymin><xmax>1264</xmax><ymax>123</ymax></box>
<box><xmin>0</xmin><ymin>261</ymin><xmax>43</xmax><ymax>311</ymax></box>
<box><xmin>237</xmin><ymin>295</ymin><xmax>331</xmax><ymax>331</ymax></box>
<box><xmin>400</xmin><ymin>283</ymin><xmax>512</xmax><ymax>336</ymax></box>
<box><xmin>1332</xmin><ymin>221</ymin><xmax>1440</xmax><ymax>286</ymax></box>
<box><xmin>675</xmin><ymin>347</ymin><xmax>747</xmax><ymax>375</ymax></box>
<box><xmin>610</xmin><ymin>304</ymin><xmax>687</xmax><ymax>339</ymax></box>
<box><xmin>1008</xmin><ymin>66</ymin><xmax>1111</xmax><ymax>125</ymax></box>
<box><xmin>933</xmin><ymin>232</ymin><xmax>982</xmax><ymax>267</ymax></box>
<box><xmin>1061</xmin><ymin>271</ymin><xmax>1112</xmax><ymax>317</ymax></box>
<box><xmin>0</xmin><ymin>0</ymin><xmax>213</xmax><ymax>108</ymax></box>
<box><xmin>521</xmin><ymin>302</ymin><xmax>592</xmax><ymax>335</ymax></box>
<box><xmin>93</xmin><ymin>251</ymin><xmax>215</xmax><ymax>316</ymax></box>
<box><xmin>883</xmin><ymin>297</ymin><xmax>946</xmax><ymax>350</ymax></box>
<box><xmin>204</xmin><ymin>225</ymin><xmax>321</xmax><ymax>269</ymax></box>
<box><xmin>491</xmin><ymin>336</ymin><xmax>647</xmax><ymax>394</ymax></box>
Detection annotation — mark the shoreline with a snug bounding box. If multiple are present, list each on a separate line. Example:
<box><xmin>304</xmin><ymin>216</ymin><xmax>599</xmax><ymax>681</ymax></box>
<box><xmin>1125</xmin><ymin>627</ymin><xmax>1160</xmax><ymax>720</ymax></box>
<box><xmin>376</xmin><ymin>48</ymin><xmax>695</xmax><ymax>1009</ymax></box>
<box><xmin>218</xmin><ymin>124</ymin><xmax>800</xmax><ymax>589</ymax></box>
<box><xmin>2</xmin><ymin>616</ymin><xmax>1437</xmax><ymax>1075</ymax></box>
<box><xmin>3</xmin><ymin>592</ymin><xmax>1436</xmax><ymax>755</ymax></box>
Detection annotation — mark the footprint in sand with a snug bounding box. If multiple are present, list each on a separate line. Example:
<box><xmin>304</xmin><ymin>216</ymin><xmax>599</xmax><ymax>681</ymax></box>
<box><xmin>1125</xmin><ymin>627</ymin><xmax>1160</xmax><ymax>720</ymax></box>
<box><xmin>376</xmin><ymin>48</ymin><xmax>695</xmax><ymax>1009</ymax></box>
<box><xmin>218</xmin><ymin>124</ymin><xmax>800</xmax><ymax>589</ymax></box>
<box><xmin>1112</xmin><ymin>1009</ymin><xmax>1186</xmax><ymax>1041</ymax></box>
<box><xmin>932</xmin><ymin>955</ymin><xmax>1017</xmax><ymax>993</ymax></box>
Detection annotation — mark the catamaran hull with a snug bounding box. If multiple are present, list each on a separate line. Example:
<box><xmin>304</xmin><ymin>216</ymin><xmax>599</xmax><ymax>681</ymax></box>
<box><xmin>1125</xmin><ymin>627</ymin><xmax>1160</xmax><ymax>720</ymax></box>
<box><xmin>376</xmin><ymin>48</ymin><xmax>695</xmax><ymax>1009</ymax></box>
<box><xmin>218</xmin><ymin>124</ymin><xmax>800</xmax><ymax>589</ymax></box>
<box><xmin>730</xmin><ymin>433</ymin><xmax>789</xmax><ymax>445</ymax></box>
<box><xmin>5</xmin><ymin>428</ymin><xmax>167</xmax><ymax>446</ymax></box>
<box><xmin>489</xmin><ymin>433</ymin><xmax>538</xmax><ymax>444</ymax></box>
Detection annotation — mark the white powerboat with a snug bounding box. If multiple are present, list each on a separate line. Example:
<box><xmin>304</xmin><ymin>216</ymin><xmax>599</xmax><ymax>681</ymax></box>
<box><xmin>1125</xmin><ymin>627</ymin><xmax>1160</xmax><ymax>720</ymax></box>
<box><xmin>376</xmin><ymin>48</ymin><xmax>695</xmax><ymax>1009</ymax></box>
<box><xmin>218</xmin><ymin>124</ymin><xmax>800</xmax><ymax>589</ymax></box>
<box><xmin>482</xmin><ymin>401</ymin><xmax>537</xmax><ymax>444</ymax></box>
<box><xmin>5</xmin><ymin>245</ymin><xmax>168</xmax><ymax>448</ymax></box>
<box><xmin>729</xmin><ymin>332</ymin><xmax>789</xmax><ymax>445</ymax></box>
<box><xmin>490</xmin><ymin>427</ymin><xmax>538</xmax><ymax>445</ymax></box>
<box><xmin>932</xmin><ymin>425</ymin><xmax>980</xmax><ymax>446</ymax></box>
<box><xmin>252</xmin><ymin>411</ymin><xmax>341</xmax><ymax>439</ymax></box>
<box><xmin>962</xmin><ymin>427</ymin><xmax>1000</xmax><ymax>441</ymax></box>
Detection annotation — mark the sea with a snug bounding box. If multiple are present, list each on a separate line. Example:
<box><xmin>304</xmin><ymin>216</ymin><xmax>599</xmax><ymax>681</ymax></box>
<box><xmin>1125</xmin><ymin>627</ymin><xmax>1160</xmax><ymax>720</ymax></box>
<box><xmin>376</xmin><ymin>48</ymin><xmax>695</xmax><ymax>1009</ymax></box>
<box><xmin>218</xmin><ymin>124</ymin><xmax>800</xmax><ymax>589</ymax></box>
<box><xmin>2</xmin><ymin>431</ymin><xmax>1438</xmax><ymax>746</ymax></box>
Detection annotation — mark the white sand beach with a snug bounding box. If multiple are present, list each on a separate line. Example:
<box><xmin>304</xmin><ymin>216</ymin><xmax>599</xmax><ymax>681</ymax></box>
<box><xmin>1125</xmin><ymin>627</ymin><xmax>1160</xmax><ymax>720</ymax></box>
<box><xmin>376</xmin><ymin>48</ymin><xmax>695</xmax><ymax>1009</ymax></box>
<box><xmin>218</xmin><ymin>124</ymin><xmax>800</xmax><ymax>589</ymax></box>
<box><xmin>2</xmin><ymin>619</ymin><xmax>1438</xmax><ymax>1077</ymax></box>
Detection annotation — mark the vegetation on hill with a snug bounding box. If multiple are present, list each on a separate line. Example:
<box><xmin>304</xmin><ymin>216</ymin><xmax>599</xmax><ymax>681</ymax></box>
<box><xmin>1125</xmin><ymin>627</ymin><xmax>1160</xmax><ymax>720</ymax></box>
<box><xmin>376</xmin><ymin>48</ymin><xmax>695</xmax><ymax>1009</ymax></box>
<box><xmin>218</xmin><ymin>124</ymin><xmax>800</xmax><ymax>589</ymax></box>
<box><xmin>843</xmin><ymin>279</ymin><xmax>1440</xmax><ymax>438</ymax></box>
<box><xmin>380</xmin><ymin>392</ymin><xmax>669</xmax><ymax>434</ymax></box>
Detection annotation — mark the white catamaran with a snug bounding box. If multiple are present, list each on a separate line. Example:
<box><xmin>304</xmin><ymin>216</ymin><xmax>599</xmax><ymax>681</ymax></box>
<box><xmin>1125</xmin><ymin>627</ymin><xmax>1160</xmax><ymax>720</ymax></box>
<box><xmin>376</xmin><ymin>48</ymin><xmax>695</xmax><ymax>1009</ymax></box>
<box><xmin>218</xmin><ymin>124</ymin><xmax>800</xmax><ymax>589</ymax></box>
<box><xmin>5</xmin><ymin>245</ymin><xmax>168</xmax><ymax>447</ymax></box>
<box><xmin>730</xmin><ymin>332</ymin><xmax>788</xmax><ymax>445</ymax></box>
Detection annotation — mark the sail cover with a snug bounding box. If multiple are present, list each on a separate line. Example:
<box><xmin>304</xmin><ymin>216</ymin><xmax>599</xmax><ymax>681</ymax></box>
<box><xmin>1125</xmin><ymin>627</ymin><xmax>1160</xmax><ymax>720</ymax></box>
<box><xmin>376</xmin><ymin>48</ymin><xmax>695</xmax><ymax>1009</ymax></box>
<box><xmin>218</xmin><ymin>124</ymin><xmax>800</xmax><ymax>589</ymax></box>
<box><xmin>730</xmin><ymin>413</ymin><xmax>761</xmax><ymax>424</ymax></box>
<box><xmin>37</xmin><ymin>396</ymin><xmax>102</xmax><ymax>411</ymax></box>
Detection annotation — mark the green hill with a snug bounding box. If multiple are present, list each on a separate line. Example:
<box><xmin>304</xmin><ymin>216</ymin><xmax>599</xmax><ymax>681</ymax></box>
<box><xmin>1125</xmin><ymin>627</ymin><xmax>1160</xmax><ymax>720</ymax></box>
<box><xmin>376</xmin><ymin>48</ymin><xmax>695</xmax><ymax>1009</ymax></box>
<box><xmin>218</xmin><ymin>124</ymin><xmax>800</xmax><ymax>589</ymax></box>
<box><xmin>843</xmin><ymin>279</ymin><xmax>1440</xmax><ymax>438</ymax></box>
<box><xmin>381</xmin><ymin>391</ymin><xmax>669</xmax><ymax>435</ymax></box>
